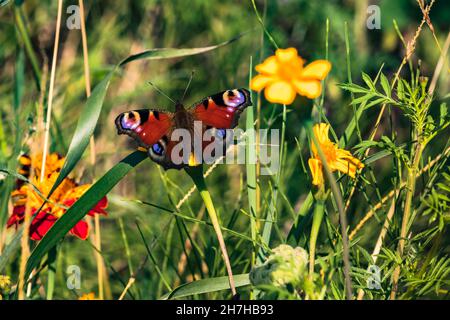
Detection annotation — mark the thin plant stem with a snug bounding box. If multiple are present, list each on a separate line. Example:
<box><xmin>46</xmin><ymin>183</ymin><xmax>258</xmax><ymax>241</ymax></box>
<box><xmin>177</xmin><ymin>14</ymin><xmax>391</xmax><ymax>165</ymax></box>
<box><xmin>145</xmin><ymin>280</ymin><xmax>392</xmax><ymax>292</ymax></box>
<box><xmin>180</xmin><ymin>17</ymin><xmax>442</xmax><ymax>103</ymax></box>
<box><xmin>390</xmin><ymin>142</ymin><xmax>424</xmax><ymax>299</ymax></box>
<box><xmin>14</xmin><ymin>6</ymin><xmax>41</xmax><ymax>90</ymax></box>
<box><xmin>40</xmin><ymin>0</ymin><xmax>63</xmax><ymax>182</ymax></box>
<box><xmin>309</xmin><ymin>197</ymin><xmax>326</xmax><ymax>275</ymax></box>
<box><xmin>18</xmin><ymin>172</ymin><xmax>34</xmax><ymax>300</ymax></box>
<box><xmin>250</xmin><ymin>0</ymin><xmax>279</xmax><ymax>49</ymax></box>
<box><xmin>79</xmin><ymin>0</ymin><xmax>107</xmax><ymax>299</ymax></box>
<box><xmin>185</xmin><ymin>166</ymin><xmax>236</xmax><ymax>296</ymax></box>
<box><xmin>357</xmin><ymin>194</ymin><xmax>398</xmax><ymax>300</ymax></box>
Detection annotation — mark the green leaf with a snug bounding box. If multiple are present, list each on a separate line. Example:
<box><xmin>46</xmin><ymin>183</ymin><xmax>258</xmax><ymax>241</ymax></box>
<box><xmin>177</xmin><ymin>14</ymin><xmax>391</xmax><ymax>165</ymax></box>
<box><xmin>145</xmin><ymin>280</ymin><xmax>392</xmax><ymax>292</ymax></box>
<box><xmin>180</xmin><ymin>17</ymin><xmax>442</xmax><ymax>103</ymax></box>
<box><xmin>339</xmin><ymin>83</ymin><xmax>369</xmax><ymax>94</ymax></box>
<box><xmin>440</xmin><ymin>103</ymin><xmax>448</xmax><ymax>126</ymax></box>
<box><xmin>48</xmin><ymin>71</ymin><xmax>114</xmax><ymax>197</ymax></box>
<box><xmin>363</xmin><ymin>149</ymin><xmax>392</xmax><ymax>165</ymax></box>
<box><xmin>362</xmin><ymin>72</ymin><xmax>375</xmax><ymax>90</ymax></box>
<box><xmin>286</xmin><ymin>192</ymin><xmax>314</xmax><ymax>246</ymax></box>
<box><xmin>0</xmin><ymin>228</ymin><xmax>22</xmax><ymax>273</ymax></box>
<box><xmin>118</xmin><ymin>35</ymin><xmax>243</xmax><ymax>66</ymax></box>
<box><xmin>246</xmin><ymin>58</ymin><xmax>258</xmax><ymax>267</ymax></box>
<box><xmin>380</xmin><ymin>73</ymin><xmax>391</xmax><ymax>98</ymax></box>
<box><xmin>160</xmin><ymin>273</ymin><xmax>250</xmax><ymax>299</ymax></box>
<box><xmin>25</xmin><ymin>151</ymin><xmax>147</xmax><ymax>280</ymax></box>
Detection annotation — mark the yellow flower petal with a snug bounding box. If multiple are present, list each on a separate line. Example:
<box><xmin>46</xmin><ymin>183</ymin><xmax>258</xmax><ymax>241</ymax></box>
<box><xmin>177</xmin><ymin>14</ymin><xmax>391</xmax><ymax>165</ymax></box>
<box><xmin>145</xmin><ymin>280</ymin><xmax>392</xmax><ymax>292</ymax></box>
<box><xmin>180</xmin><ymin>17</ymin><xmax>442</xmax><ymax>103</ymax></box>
<box><xmin>250</xmin><ymin>75</ymin><xmax>273</xmax><ymax>91</ymax></box>
<box><xmin>275</xmin><ymin>47</ymin><xmax>299</xmax><ymax>63</ymax></box>
<box><xmin>308</xmin><ymin>158</ymin><xmax>324</xmax><ymax>186</ymax></box>
<box><xmin>292</xmin><ymin>79</ymin><xmax>322</xmax><ymax>99</ymax></box>
<box><xmin>333</xmin><ymin>158</ymin><xmax>358</xmax><ymax>178</ymax></box>
<box><xmin>313</xmin><ymin>123</ymin><xmax>330</xmax><ymax>145</ymax></box>
<box><xmin>264</xmin><ymin>81</ymin><xmax>296</xmax><ymax>105</ymax></box>
<box><xmin>255</xmin><ymin>56</ymin><xmax>279</xmax><ymax>75</ymax></box>
<box><xmin>63</xmin><ymin>184</ymin><xmax>90</xmax><ymax>200</ymax></box>
<box><xmin>300</xmin><ymin>60</ymin><xmax>331</xmax><ymax>80</ymax></box>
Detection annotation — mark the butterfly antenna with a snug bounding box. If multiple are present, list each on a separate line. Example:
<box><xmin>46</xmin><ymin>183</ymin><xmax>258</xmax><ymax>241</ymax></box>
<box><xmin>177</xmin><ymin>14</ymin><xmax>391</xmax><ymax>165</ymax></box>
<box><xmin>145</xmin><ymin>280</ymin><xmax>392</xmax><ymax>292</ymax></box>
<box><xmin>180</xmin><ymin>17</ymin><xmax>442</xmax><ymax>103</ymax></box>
<box><xmin>181</xmin><ymin>70</ymin><xmax>195</xmax><ymax>103</ymax></box>
<box><xmin>148</xmin><ymin>81</ymin><xmax>176</xmax><ymax>104</ymax></box>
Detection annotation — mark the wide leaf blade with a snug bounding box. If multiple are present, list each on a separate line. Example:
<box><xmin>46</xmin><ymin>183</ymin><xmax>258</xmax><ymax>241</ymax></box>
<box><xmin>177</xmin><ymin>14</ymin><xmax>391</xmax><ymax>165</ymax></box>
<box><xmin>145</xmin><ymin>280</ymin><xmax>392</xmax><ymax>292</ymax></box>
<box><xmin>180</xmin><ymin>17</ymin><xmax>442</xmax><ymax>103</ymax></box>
<box><xmin>160</xmin><ymin>273</ymin><xmax>250</xmax><ymax>300</ymax></box>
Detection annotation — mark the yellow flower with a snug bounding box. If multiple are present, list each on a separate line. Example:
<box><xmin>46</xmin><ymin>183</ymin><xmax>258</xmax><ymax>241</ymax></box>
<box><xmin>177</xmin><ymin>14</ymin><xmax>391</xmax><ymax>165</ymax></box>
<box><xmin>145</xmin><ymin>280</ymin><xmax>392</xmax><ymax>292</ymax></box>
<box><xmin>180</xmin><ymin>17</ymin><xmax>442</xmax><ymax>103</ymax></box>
<box><xmin>250</xmin><ymin>47</ymin><xmax>331</xmax><ymax>104</ymax></box>
<box><xmin>308</xmin><ymin>123</ymin><xmax>364</xmax><ymax>186</ymax></box>
<box><xmin>79</xmin><ymin>292</ymin><xmax>96</xmax><ymax>300</ymax></box>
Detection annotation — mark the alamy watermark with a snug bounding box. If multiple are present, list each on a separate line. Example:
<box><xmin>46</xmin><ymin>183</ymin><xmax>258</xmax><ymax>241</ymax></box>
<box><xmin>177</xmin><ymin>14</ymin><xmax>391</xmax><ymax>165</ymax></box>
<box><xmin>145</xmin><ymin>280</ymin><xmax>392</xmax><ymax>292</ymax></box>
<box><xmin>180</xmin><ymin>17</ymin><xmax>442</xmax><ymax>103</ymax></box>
<box><xmin>366</xmin><ymin>5</ymin><xmax>381</xmax><ymax>30</ymax></box>
<box><xmin>66</xmin><ymin>265</ymin><xmax>81</xmax><ymax>290</ymax></box>
<box><xmin>366</xmin><ymin>264</ymin><xmax>382</xmax><ymax>290</ymax></box>
<box><xmin>66</xmin><ymin>5</ymin><xmax>81</xmax><ymax>30</ymax></box>
<box><xmin>155</xmin><ymin>123</ymin><xmax>280</xmax><ymax>175</ymax></box>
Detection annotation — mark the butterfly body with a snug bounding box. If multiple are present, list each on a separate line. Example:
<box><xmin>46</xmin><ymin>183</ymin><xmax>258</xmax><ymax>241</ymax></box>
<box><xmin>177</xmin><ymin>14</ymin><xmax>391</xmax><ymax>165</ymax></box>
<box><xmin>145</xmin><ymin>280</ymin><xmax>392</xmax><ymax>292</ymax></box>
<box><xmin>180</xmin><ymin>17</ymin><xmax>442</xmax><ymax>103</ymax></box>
<box><xmin>115</xmin><ymin>88</ymin><xmax>251</xmax><ymax>170</ymax></box>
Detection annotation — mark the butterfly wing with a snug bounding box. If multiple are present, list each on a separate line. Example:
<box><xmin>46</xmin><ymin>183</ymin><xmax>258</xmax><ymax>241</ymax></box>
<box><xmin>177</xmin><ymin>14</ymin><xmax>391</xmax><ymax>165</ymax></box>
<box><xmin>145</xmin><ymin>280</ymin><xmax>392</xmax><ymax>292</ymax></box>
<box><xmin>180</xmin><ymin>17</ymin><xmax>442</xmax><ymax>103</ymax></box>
<box><xmin>116</xmin><ymin>89</ymin><xmax>252</xmax><ymax>170</ymax></box>
<box><xmin>115</xmin><ymin>109</ymin><xmax>173</xmax><ymax>147</ymax></box>
<box><xmin>191</xmin><ymin>88</ymin><xmax>252</xmax><ymax>129</ymax></box>
<box><xmin>187</xmin><ymin>88</ymin><xmax>252</xmax><ymax>165</ymax></box>
<box><xmin>115</xmin><ymin>109</ymin><xmax>183</xmax><ymax>169</ymax></box>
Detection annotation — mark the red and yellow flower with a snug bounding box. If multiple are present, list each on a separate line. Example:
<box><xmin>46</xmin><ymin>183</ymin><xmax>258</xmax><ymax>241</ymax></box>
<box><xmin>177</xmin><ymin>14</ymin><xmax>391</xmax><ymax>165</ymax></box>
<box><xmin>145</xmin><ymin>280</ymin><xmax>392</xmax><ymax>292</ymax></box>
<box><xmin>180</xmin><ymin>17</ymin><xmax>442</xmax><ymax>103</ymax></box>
<box><xmin>308</xmin><ymin>123</ymin><xmax>364</xmax><ymax>186</ymax></box>
<box><xmin>7</xmin><ymin>153</ymin><xmax>107</xmax><ymax>241</ymax></box>
<box><xmin>250</xmin><ymin>47</ymin><xmax>331</xmax><ymax>104</ymax></box>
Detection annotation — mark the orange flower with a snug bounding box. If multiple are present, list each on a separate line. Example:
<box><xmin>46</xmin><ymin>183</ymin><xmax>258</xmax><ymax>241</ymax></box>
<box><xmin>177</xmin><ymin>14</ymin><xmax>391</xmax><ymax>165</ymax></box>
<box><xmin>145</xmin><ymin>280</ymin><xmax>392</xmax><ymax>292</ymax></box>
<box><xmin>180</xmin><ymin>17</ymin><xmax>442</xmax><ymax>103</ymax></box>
<box><xmin>250</xmin><ymin>47</ymin><xmax>331</xmax><ymax>104</ymax></box>
<box><xmin>308</xmin><ymin>123</ymin><xmax>364</xmax><ymax>186</ymax></box>
<box><xmin>7</xmin><ymin>153</ymin><xmax>108</xmax><ymax>241</ymax></box>
<box><xmin>79</xmin><ymin>292</ymin><xmax>96</xmax><ymax>300</ymax></box>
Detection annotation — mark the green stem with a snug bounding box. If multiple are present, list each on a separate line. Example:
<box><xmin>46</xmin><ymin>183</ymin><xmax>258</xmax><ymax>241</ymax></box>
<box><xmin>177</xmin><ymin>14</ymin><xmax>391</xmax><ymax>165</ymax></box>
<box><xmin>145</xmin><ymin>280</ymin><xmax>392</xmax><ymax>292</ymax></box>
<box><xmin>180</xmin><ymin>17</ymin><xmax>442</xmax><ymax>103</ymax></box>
<box><xmin>246</xmin><ymin>56</ymin><xmax>258</xmax><ymax>269</ymax></box>
<box><xmin>390</xmin><ymin>142</ymin><xmax>423</xmax><ymax>299</ymax></box>
<box><xmin>309</xmin><ymin>197</ymin><xmax>326</xmax><ymax>275</ymax></box>
<box><xmin>185</xmin><ymin>166</ymin><xmax>236</xmax><ymax>296</ymax></box>
<box><xmin>46</xmin><ymin>245</ymin><xmax>57</xmax><ymax>300</ymax></box>
<box><xmin>259</xmin><ymin>104</ymin><xmax>286</xmax><ymax>262</ymax></box>
<box><xmin>118</xmin><ymin>217</ymin><xmax>134</xmax><ymax>275</ymax></box>
<box><xmin>250</xmin><ymin>0</ymin><xmax>279</xmax><ymax>49</ymax></box>
<box><xmin>14</xmin><ymin>6</ymin><xmax>41</xmax><ymax>90</ymax></box>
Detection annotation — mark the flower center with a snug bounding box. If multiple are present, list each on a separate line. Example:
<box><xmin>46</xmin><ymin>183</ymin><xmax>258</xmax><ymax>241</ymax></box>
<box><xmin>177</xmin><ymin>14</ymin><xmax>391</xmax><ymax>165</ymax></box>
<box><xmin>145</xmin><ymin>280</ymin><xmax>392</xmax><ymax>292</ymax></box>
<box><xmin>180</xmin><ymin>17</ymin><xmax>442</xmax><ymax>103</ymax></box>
<box><xmin>278</xmin><ymin>59</ymin><xmax>303</xmax><ymax>81</ymax></box>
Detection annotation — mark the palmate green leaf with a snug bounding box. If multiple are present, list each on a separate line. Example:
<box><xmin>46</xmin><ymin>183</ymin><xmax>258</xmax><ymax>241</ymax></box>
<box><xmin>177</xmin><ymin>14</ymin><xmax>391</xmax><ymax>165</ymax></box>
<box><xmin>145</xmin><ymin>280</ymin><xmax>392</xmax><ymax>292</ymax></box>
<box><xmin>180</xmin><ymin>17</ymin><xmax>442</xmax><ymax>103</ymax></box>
<box><xmin>160</xmin><ymin>273</ymin><xmax>250</xmax><ymax>300</ymax></box>
<box><xmin>24</xmin><ymin>151</ymin><xmax>147</xmax><ymax>280</ymax></box>
<box><xmin>339</xmin><ymin>65</ymin><xmax>385</xmax><ymax>148</ymax></box>
<box><xmin>48</xmin><ymin>35</ymin><xmax>246</xmax><ymax>198</ymax></box>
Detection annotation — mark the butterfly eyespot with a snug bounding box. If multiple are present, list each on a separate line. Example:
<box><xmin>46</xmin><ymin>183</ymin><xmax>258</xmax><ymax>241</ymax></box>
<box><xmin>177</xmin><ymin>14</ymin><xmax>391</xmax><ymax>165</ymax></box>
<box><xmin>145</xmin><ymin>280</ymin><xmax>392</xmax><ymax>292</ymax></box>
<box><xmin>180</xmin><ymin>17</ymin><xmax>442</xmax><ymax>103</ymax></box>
<box><xmin>223</xmin><ymin>89</ymin><xmax>245</xmax><ymax>108</ymax></box>
<box><xmin>216</xmin><ymin>129</ymin><xmax>226</xmax><ymax>139</ymax></box>
<box><xmin>151</xmin><ymin>142</ymin><xmax>164</xmax><ymax>156</ymax></box>
<box><xmin>121</xmin><ymin>111</ymin><xmax>141</xmax><ymax>130</ymax></box>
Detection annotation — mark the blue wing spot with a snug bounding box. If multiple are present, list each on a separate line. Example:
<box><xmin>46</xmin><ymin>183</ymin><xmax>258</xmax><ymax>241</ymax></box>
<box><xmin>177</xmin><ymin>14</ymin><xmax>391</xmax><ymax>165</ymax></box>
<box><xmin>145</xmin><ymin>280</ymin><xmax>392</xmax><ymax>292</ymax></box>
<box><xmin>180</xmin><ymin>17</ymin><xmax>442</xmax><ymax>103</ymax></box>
<box><xmin>216</xmin><ymin>129</ymin><xmax>226</xmax><ymax>139</ymax></box>
<box><xmin>152</xmin><ymin>143</ymin><xmax>164</xmax><ymax>156</ymax></box>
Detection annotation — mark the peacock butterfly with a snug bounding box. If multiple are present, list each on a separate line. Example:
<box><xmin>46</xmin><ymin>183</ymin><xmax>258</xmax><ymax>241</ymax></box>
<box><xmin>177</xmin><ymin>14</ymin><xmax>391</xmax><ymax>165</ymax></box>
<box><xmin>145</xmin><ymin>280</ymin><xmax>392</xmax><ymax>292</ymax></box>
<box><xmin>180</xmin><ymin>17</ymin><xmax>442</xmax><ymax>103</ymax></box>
<box><xmin>115</xmin><ymin>88</ymin><xmax>252</xmax><ymax>169</ymax></box>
